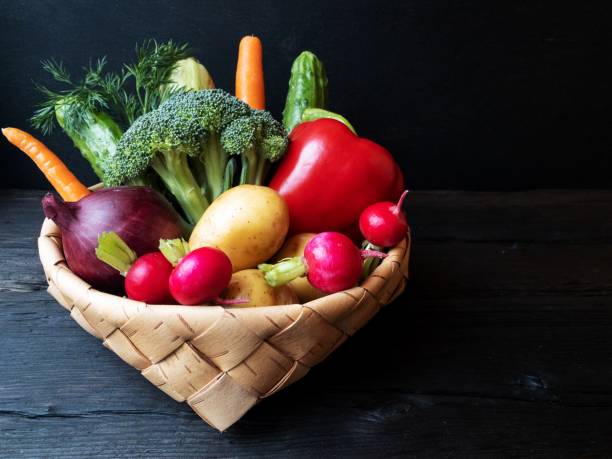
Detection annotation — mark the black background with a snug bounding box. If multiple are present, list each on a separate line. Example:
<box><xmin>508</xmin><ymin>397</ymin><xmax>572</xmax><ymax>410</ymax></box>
<box><xmin>1</xmin><ymin>0</ymin><xmax>610</xmax><ymax>190</ymax></box>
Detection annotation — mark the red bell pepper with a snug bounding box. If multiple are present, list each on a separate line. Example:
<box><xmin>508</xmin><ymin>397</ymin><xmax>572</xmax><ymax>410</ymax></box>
<box><xmin>269</xmin><ymin>118</ymin><xmax>404</xmax><ymax>234</ymax></box>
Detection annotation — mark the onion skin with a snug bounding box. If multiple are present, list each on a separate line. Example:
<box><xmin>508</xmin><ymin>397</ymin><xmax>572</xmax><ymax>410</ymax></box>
<box><xmin>42</xmin><ymin>186</ymin><xmax>185</xmax><ymax>293</ymax></box>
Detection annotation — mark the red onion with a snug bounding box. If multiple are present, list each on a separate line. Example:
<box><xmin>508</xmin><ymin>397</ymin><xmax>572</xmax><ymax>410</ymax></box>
<box><xmin>42</xmin><ymin>186</ymin><xmax>185</xmax><ymax>293</ymax></box>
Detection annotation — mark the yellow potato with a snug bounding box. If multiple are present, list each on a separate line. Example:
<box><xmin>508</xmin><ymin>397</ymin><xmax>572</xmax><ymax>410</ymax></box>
<box><xmin>189</xmin><ymin>185</ymin><xmax>289</xmax><ymax>271</ymax></box>
<box><xmin>272</xmin><ymin>233</ymin><xmax>327</xmax><ymax>303</ymax></box>
<box><xmin>221</xmin><ymin>269</ymin><xmax>298</xmax><ymax>308</ymax></box>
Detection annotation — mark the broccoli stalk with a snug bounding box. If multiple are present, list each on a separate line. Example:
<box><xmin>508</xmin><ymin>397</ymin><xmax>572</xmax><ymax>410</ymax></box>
<box><xmin>149</xmin><ymin>152</ymin><xmax>209</xmax><ymax>224</ymax></box>
<box><xmin>236</xmin><ymin>143</ymin><xmax>269</xmax><ymax>185</ymax></box>
<box><xmin>221</xmin><ymin>110</ymin><xmax>288</xmax><ymax>188</ymax></box>
<box><xmin>255</xmin><ymin>156</ymin><xmax>268</xmax><ymax>185</ymax></box>
<box><xmin>200</xmin><ymin>133</ymin><xmax>228</xmax><ymax>202</ymax></box>
<box><xmin>104</xmin><ymin>89</ymin><xmax>288</xmax><ymax>224</ymax></box>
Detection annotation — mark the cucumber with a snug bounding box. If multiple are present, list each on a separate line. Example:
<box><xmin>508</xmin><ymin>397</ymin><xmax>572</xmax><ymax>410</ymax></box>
<box><xmin>55</xmin><ymin>104</ymin><xmax>123</xmax><ymax>182</ymax></box>
<box><xmin>282</xmin><ymin>51</ymin><xmax>328</xmax><ymax>133</ymax></box>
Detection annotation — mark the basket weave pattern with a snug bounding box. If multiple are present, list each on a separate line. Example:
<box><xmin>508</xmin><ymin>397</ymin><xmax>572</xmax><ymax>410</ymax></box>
<box><xmin>38</xmin><ymin>218</ymin><xmax>410</xmax><ymax>431</ymax></box>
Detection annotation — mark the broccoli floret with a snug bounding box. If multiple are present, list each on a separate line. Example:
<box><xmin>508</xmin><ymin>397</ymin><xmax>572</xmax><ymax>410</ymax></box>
<box><xmin>221</xmin><ymin>109</ymin><xmax>288</xmax><ymax>185</ymax></box>
<box><xmin>251</xmin><ymin>110</ymin><xmax>289</xmax><ymax>184</ymax></box>
<box><xmin>104</xmin><ymin>89</ymin><xmax>288</xmax><ymax>224</ymax></box>
<box><xmin>105</xmin><ymin>102</ymin><xmax>208</xmax><ymax>224</ymax></box>
<box><xmin>167</xmin><ymin>90</ymin><xmax>250</xmax><ymax>200</ymax></box>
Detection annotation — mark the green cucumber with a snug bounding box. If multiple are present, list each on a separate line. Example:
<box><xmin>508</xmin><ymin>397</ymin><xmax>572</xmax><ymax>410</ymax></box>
<box><xmin>282</xmin><ymin>51</ymin><xmax>328</xmax><ymax>133</ymax></box>
<box><xmin>55</xmin><ymin>104</ymin><xmax>123</xmax><ymax>182</ymax></box>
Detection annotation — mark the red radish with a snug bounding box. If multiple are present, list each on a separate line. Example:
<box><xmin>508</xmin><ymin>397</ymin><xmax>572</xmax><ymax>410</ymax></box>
<box><xmin>95</xmin><ymin>232</ymin><xmax>174</xmax><ymax>304</ymax></box>
<box><xmin>359</xmin><ymin>190</ymin><xmax>409</xmax><ymax>247</ymax></box>
<box><xmin>124</xmin><ymin>253</ymin><xmax>174</xmax><ymax>303</ymax></box>
<box><xmin>168</xmin><ymin>247</ymin><xmax>233</xmax><ymax>306</ymax></box>
<box><xmin>259</xmin><ymin>232</ymin><xmax>387</xmax><ymax>293</ymax></box>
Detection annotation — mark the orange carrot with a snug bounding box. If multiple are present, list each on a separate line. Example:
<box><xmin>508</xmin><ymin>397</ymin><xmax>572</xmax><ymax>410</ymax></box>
<box><xmin>235</xmin><ymin>35</ymin><xmax>265</xmax><ymax>110</ymax></box>
<box><xmin>2</xmin><ymin>127</ymin><xmax>90</xmax><ymax>202</ymax></box>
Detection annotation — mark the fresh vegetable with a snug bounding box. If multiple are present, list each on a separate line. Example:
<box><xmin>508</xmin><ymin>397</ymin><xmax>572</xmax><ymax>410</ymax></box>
<box><xmin>162</xmin><ymin>57</ymin><xmax>215</xmax><ymax>94</ymax></box>
<box><xmin>159</xmin><ymin>239</ymin><xmax>249</xmax><ymax>306</ymax></box>
<box><xmin>158</xmin><ymin>237</ymin><xmax>191</xmax><ymax>266</ymax></box>
<box><xmin>126</xmin><ymin>253</ymin><xmax>175</xmax><ymax>303</ymax></box>
<box><xmin>359</xmin><ymin>190</ymin><xmax>409</xmax><ymax>247</ymax></box>
<box><xmin>95</xmin><ymin>232</ymin><xmax>174</xmax><ymax>304</ymax></box>
<box><xmin>21</xmin><ymin>37</ymin><xmax>408</xmax><ymax>309</ymax></box>
<box><xmin>56</xmin><ymin>106</ymin><xmax>123</xmax><ymax>183</ymax></box>
<box><xmin>29</xmin><ymin>59</ymin><xmax>125</xmax><ymax>182</ymax></box>
<box><xmin>269</xmin><ymin>118</ymin><xmax>404</xmax><ymax>234</ymax></box>
<box><xmin>104</xmin><ymin>90</ymin><xmax>288</xmax><ymax>224</ymax></box>
<box><xmin>301</xmin><ymin>108</ymin><xmax>356</xmax><ymax>134</ymax></box>
<box><xmin>189</xmin><ymin>185</ymin><xmax>290</xmax><ymax>272</ymax></box>
<box><xmin>272</xmin><ymin>233</ymin><xmax>325</xmax><ymax>303</ymax></box>
<box><xmin>221</xmin><ymin>269</ymin><xmax>297</xmax><ymax>307</ymax></box>
<box><xmin>120</xmin><ymin>40</ymin><xmax>192</xmax><ymax>120</ymax></box>
<box><xmin>259</xmin><ymin>232</ymin><xmax>387</xmax><ymax>293</ymax></box>
<box><xmin>168</xmin><ymin>247</ymin><xmax>233</xmax><ymax>305</ymax></box>
<box><xmin>30</xmin><ymin>41</ymin><xmax>213</xmax><ymax>183</ymax></box>
<box><xmin>282</xmin><ymin>51</ymin><xmax>328</xmax><ymax>132</ymax></box>
<box><xmin>235</xmin><ymin>36</ymin><xmax>265</xmax><ymax>110</ymax></box>
<box><xmin>41</xmin><ymin>187</ymin><xmax>185</xmax><ymax>292</ymax></box>
<box><xmin>2</xmin><ymin>127</ymin><xmax>90</xmax><ymax>202</ymax></box>
<box><xmin>358</xmin><ymin>190</ymin><xmax>408</xmax><ymax>279</ymax></box>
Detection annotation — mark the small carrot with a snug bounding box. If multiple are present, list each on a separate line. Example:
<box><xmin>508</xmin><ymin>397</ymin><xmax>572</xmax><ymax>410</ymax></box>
<box><xmin>2</xmin><ymin>127</ymin><xmax>90</xmax><ymax>202</ymax></box>
<box><xmin>235</xmin><ymin>35</ymin><xmax>265</xmax><ymax>110</ymax></box>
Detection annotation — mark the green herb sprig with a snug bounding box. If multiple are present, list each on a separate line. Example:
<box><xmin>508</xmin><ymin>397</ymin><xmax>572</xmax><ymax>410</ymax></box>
<box><xmin>31</xmin><ymin>58</ymin><xmax>110</xmax><ymax>134</ymax></box>
<box><xmin>124</xmin><ymin>39</ymin><xmax>190</xmax><ymax>115</ymax></box>
<box><xmin>30</xmin><ymin>39</ymin><xmax>190</xmax><ymax>134</ymax></box>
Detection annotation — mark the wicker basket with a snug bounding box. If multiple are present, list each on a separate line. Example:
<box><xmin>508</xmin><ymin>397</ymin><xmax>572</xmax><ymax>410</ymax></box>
<box><xmin>38</xmin><ymin>216</ymin><xmax>411</xmax><ymax>431</ymax></box>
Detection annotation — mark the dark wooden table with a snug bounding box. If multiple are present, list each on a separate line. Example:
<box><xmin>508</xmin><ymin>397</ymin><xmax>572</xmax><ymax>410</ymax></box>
<box><xmin>1</xmin><ymin>189</ymin><xmax>611</xmax><ymax>458</ymax></box>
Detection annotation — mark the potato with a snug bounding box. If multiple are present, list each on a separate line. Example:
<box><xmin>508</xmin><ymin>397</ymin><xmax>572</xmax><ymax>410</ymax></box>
<box><xmin>272</xmin><ymin>233</ymin><xmax>327</xmax><ymax>303</ymax></box>
<box><xmin>189</xmin><ymin>185</ymin><xmax>289</xmax><ymax>271</ymax></box>
<box><xmin>221</xmin><ymin>269</ymin><xmax>298</xmax><ymax>308</ymax></box>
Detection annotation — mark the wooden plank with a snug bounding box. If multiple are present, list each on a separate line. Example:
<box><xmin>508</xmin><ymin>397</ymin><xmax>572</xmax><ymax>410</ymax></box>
<box><xmin>406</xmin><ymin>190</ymin><xmax>612</xmax><ymax>243</ymax></box>
<box><xmin>3</xmin><ymin>396</ymin><xmax>612</xmax><ymax>458</ymax></box>
<box><xmin>1</xmin><ymin>189</ymin><xmax>612</xmax><ymax>457</ymax></box>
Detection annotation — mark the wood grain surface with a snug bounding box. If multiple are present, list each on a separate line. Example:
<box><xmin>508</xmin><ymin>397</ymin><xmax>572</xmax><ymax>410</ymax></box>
<box><xmin>1</xmin><ymin>189</ymin><xmax>611</xmax><ymax>457</ymax></box>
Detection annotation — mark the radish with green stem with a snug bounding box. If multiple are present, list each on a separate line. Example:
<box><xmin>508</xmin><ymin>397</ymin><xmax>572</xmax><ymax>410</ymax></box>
<box><xmin>167</xmin><ymin>246</ymin><xmax>246</xmax><ymax>306</ymax></box>
<box><xmin>95</xmin><ymin>232</ymin><xmax>174</xmax><ymax>304</ymax></box>
<box><xmin>259</xmin><ymin>232</ymin><xmax>387</xmax><ymax>293</ymax></box>
<box><xmin>359</xmin><ymin>190</ymin><xmax>409</xmax><ymax>248</ymax></box>
<box><xmin>159</xmin><ymin>239</ymin><xmax>249</xmax><ymax>306</ymax></box>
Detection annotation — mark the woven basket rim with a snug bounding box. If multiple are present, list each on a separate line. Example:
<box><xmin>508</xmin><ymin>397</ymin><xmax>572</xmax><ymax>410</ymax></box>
<box><xmin>39</xmin><ymin>216</ymin><xmax>410</xmax><ymax>313</ymax></box>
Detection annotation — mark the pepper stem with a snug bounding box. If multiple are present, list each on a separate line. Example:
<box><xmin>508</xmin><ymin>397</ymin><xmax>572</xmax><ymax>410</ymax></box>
<box><xmin>259</xmin><ymin>257</ymin><xmax>307</xmax><ymax>287</ymax></box>
<box><xmin>95</xmin><ymin>231</ymin><xmax>137</xmax><ymax>276</ymax></box>
<box><xmin>392</xmin><ymin>190</ymin><xmax>409</xmax><ymax>216</ymax></box>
